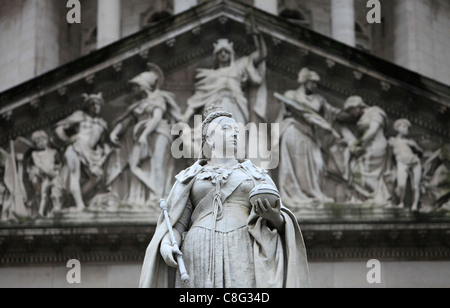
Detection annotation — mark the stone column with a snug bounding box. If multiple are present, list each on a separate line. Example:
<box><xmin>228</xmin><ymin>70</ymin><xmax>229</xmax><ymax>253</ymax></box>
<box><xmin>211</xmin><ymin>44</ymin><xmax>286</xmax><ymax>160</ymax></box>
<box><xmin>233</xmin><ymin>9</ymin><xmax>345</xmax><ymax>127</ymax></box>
<box><xmin>254</xmin><ymin>0</ymin><xmax>278</xmax><ymax>15</ymax></box>
<box><xmin>97</xmin><ymin>0</ymin><xmax>121</xmax><ymax>49</ymax></box>
<box><xmin>174</xmin><ymin>0</ymin><xmax>198</xmax><ymax>15</ymax></box>
<box><xmin>331</xmin><ymin>0</ymin><xmax>355</xmax><ymax>47</ymax></box>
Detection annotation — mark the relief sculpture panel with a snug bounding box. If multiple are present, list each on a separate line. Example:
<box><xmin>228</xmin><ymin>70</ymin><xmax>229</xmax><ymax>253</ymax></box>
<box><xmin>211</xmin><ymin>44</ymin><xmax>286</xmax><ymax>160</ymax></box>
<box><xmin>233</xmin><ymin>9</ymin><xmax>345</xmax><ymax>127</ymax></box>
<box><xmin>0</xmin><ymin>24</ymin><xmax>449</xmax><ymax>225</ymax></box>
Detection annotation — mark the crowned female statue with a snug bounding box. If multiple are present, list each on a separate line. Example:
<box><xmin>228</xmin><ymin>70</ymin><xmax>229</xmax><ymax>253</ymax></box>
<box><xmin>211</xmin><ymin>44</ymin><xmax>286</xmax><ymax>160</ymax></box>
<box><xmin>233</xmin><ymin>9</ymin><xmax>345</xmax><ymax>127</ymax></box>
<box><xmin>139</xmin><ymin>103</ymin><xmax>310</xmax><ymax>288</ymax></box>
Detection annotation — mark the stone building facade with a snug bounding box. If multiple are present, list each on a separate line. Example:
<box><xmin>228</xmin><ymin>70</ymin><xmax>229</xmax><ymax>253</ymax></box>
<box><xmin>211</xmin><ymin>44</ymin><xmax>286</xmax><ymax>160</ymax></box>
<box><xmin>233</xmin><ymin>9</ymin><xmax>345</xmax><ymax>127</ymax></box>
<box><xmin>0</xmin><ymin>0</ymin><xmax>449</xmax><ymax>288</ymax></box>
<box><xmin>1</xmin><ymin>0</ymin><xmax>449</xmax><ymax>93</ymax></box>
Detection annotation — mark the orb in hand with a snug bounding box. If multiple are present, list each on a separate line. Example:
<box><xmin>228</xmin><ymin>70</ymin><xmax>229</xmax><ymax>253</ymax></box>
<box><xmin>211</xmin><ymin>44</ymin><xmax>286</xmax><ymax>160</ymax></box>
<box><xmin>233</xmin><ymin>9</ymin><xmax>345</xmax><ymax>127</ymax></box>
<box><xmin>249</xmin><ymin>183</ymin><xmax>280</xmax><ymax>208</ymax></box>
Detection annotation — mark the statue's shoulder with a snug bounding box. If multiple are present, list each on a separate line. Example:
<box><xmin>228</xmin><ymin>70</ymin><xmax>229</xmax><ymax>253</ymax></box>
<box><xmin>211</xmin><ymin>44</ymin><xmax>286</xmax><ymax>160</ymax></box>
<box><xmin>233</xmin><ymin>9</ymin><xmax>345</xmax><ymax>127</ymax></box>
<box><xmin>367</xmin><ymin>105</ymin><xmax>387</xmax><ymax>117</ymax></box>
<box><xmin>175</xmin><ymin>161</ymin><xmax>205</xmax><ymax>184</ymax></box>
<box><xmin>240</xmin><ymin>160</ymin><xmax>268</xmax><ymax>180</ymax></box>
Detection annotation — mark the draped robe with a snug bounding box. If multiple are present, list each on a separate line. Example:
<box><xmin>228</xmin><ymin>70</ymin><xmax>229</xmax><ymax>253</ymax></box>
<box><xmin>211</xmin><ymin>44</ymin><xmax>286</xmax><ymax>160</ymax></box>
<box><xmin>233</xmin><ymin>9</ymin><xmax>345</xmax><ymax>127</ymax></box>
<box><xmin>139</xmin><ymin>159</ymin><xmax>310</xmax><ymax>288</ymax></box>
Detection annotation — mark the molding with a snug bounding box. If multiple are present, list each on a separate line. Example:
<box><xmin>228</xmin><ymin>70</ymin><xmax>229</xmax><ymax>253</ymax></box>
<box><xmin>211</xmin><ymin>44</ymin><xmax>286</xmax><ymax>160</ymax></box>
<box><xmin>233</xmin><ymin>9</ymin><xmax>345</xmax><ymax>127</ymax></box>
<box><xmin>0</xmin><ymin>221</ymin><xmax>449</xmax><ymax>265</ymax></box>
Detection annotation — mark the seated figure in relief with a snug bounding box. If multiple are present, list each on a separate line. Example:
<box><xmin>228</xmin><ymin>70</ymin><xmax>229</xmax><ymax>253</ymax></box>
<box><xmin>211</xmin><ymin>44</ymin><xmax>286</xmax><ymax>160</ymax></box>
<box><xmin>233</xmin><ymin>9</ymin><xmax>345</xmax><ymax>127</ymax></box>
<box><xmin>276</xmin><ymin>68</ymin><xmax>343</xmax><ymax>208</ymax></box>
<box><xmin>422</xmin><ymin>143</ymin><xmax>450</xmax><ymax>210</ymax></box>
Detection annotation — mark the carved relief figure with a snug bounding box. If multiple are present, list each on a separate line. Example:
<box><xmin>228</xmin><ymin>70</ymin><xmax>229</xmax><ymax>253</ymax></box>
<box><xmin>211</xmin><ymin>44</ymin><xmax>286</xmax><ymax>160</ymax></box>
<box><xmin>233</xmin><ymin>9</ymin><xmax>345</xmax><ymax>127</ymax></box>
<box><xmin>0</xmin><ymin>146</ymin><xmax>28</xmax><ymax>220</ymax></box>
<box><xmin>139</xmin><ymin>106</ymin><xmax>310</xmax><ymax>288</ymax></box>
<box><xmin>423</xmin><ymin>143</ymin><xmax>450</xmax><ymax>209</ymax></box>
<box><xmin>180</xmin><ymin>19</ymin><xmax>268</xmax><ymax>158</ymax></box>
<box><xmin>27</xmin><ymin>131</ymin><xmax>63</xmax><ymax>217</ymax></box>
<box><xmin>276</xmin><ymin>68</ymin><xmax>342</xmax><ymax>207</ymax></box>
<box><xmin>108</xmin><ymin>64</ymin><xmax>181</xmax><ymax>207</ymax></box>
<box><xmin>385</xmin><ymin>119</ymin><xmax>423</xmax><ymax>211</ymax></box>
<box><xmin>343</xmin><ymin>96</ymin><xmax>390</xmax><ymax>205</ymax></box>
<box><xmin>55</xmin><ymin>93</ymin><xmax>110</xmax><ymax>211</ymax></box>
<box><xmin>0</xmin><ymin>148</ymin><xmax>8</xmax><ymax>220</ymax></box>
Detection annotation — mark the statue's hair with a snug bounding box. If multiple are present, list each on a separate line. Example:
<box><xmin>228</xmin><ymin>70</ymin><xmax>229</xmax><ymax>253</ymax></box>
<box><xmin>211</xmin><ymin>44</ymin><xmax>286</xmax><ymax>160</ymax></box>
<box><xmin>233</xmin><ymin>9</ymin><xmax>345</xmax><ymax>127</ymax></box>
<box><xmin>199</xmin><ymin>103</ymin><xmax>233</xmax><ymax>160</ymax></box>
<box><xmin>82</xmin><ymin>92</ymin><xmax>104</xmax><ymax>105</ymax></box>
<box><xmin>31</xmin><ymin>130</ymin><xmax>48</xmax><ymax>143</ymax></box>
<box><xmin>213</xmin><ymin>38</ymin><xmax>235</xmax><ymax>68</ymax></box>
<box><xmin>298</xmin><ymin>67</ymin><xmax>320</xmax><ymax>84</ymax></box>
<box><xmin>201</xmin><ymin>105</ymin><xmax>233</xmax><ymax>145</ymax></box>
<box><xmin>393</xmin><ymin>118</ymin><xmax>411</xmax><ymax>132</ymax></box>
<box><xmin>343</xmin><ymin>95</ymin><xmax>367</xmax><ymax>111</ymax></box>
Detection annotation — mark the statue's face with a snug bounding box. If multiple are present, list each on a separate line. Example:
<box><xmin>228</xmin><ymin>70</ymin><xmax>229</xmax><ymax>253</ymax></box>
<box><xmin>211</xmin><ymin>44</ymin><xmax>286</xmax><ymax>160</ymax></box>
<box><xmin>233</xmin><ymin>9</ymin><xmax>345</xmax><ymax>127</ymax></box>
<box><xmin>146</xmin><ymin>72</ymin><xmax>158</xmax><ymax>91</ymax></box>
<box><xmin>216</xmin><ymin>49</ymin><xmax>232</xmax><ymax>66</ymax></box>
<box><xmin>305</xmin><ymin>80</ymin><xmax>318</xmax><ymax>93</ymax></box>
<box><xmin>34</xmin><ymin>135</ymin><xmax>48</xmax><ymax>150</ymax></box>
<box><xmin>347</xmin><ymin>106</ymin><xmax>364</xmax><ymax>118</ymax></box>
<box><xmin>89</xmin><ymin>101</ymin><xmax>102</xmax><ymax>115</ymax></box>
<box><xmin>396</xmin><ymin>122</ymin><xmax>410</xmax><ymax>136</ymax></box>
<box><xmin>206</xmin><ymin>117</ymin><xmax>238</xmax><ymax>159</ymax></box>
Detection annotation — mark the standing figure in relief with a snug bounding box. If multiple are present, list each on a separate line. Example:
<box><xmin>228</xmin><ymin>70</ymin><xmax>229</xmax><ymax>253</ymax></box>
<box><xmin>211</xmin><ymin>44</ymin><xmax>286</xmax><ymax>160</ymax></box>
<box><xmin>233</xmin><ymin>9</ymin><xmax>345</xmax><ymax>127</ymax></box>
<box><xmin>422</xmin><ymin>143</ymin><xmax>450</xmax><ymax>209</ymax></box>
<box><xmin>139</xmin><ymin>106</ymin><xmax>310</xmax><ymax>288</ymax></box>
<box><xmin>0</xmin><ymin>146</ymin><xmax>28</xmax><ymax>220</ymax></box>
<box><xmin>277</xmin><ymin>68</ymin><xmax>342</xmax><ymax>207</ymax></box>
<box><xmin>27</xmin><ymin>131</ymin><xmax>63</xmax><ymax>217</ymax></box>
<box><xmin>179</xmin><ymin>19</ymin><xmax>268</xmax><ymax>159</ymax></box>
<box><xmin>0</xmin><ymin>148</ymin><xmax>8</xmax><ymax>220</ymax></box>
<box><xmin>385</xmin><ymin>119</ymin><xmax>423</xmax><ymax>211</ymax></box>
<box><xmin>109</xmin><ymin>64</ymin><xmax>181</xmax><ymax>207</ymax></box>
<box><xmin>343</xmin><ymin>96</ymin><xmax>391</xmax><ymax>205</ymax></box>
<box><xmin>55</xmin><ymin>93</ymin><xmax>109</xmax><ymax>211</ymax></box>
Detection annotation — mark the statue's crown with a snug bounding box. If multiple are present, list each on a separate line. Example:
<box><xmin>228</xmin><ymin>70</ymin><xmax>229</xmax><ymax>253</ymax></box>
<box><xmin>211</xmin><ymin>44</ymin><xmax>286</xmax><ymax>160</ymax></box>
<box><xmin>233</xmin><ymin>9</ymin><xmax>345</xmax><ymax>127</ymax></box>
<box><xmin>203</xmin><ymin>104</ymin><xmax>224</xmax><ymax>119</ymax></box>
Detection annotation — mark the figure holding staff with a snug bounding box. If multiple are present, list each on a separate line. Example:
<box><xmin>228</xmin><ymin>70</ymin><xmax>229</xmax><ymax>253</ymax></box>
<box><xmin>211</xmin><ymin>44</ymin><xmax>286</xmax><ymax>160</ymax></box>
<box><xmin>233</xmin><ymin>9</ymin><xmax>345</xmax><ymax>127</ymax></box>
<box><xmin>139</xmin><ymin>103</ymin><xmax>310</xmax><ymax>288</ymax></box>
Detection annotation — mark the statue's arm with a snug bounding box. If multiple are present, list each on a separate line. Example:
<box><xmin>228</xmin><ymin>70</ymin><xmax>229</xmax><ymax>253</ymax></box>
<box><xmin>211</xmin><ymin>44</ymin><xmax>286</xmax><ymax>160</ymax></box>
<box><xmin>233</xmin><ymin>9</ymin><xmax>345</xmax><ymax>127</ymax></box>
<box><xmin>423</xmin><ymin>149</ymin><xmax>441</xmax><ymax>176</ymax></box>
<box><xmin>408</xmin><ymin>139</ymin><xmax>424</xmax><ymax>156</ymax></box>
<box><xmin>251</xmin><ymin>30</ymin><xmax>267</xmax><ymax>67</ymax></box>
<box><xmin>359</xmin><ymin>121</ymin><xmax>382</xmax><ymax>148</ymax></box>
<box><xmin>55</xmin><ymin>111</ymin><xmax>84</xmax><ymax>142</ymax></box>
<box><xmin>160</xmin><ymin>197</ymin><xmax>193</xmax><ymax>267</ymax></box>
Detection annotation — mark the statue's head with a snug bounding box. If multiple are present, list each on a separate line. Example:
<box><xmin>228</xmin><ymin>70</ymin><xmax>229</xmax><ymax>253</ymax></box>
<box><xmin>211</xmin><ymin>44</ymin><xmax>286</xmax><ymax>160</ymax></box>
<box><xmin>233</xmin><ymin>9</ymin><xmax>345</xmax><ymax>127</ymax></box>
<box><xmin>201</xmin><ymin>103</ymin><xmax>238</xmax><ymax>160</ymax></box>
<box><xmin>129</xmin><ymin>63</ymin><xmax>164</xmax><ymax>94</ymax></box>
<box><xmin>298</xmin><ymin>68</ymin><xmax>321</xmax><ymax>93</ymax></box>
<box><xmin>213</xmin><ymin>39</ymin><xmax>235</xmax><ymax>67</ymax></box>
<box><xmin>129</xmin><ymin>72</ymin><xmax>158</xmax><ymax>93</ymax></box>
<box><xmin>394</xmin><ymin>118</ymin><xmax>411</xmax><ymax>136</ymax></box>
<box><xmin>82</xmin><ymin>92</ymin><xmax>104</xmax><ymax>116</ymax></box>
<box><xmin>31</xmin><ymin>130</ymin><xmax>49</xmax><ymax>150</ymax></box>
<box><xmin>343</xmin><ymin>95</ymin><xmax>367</xmax><ymax>118</ymax></box>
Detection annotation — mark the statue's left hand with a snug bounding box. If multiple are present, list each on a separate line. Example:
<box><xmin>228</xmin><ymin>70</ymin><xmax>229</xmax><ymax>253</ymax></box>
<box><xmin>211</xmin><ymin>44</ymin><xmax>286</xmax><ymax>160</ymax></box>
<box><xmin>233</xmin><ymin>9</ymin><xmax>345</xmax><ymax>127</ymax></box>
<box><xmin>253</xmin><ymin>198</ymin><xmax>284</xmax><ymax>231</ymax></box>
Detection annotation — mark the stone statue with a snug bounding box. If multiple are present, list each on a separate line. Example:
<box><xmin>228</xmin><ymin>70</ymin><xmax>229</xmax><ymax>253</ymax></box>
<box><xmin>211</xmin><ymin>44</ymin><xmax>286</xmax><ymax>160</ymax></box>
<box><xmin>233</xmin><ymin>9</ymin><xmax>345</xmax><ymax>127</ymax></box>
<box><xmin>423</xmin><ymin>143</ymin><xmax>450</xmax><ymax>209</ymax></box>
<box><xmin>27</xmin><ymin>131</ymin><xmax>63</xmax><ymax>217</ymax></box>
<box><xmin>385</xmin><ymin>119</ymin><xmax>423</xmax><ymax>211</ymax></box>
<box><xmin>0</xmin><ymin>148</ymin><xmax>8</xmax><ymax>219</ymax></box>
<box><xmin>55</xmin><ymin>93</ymin><xmax>110</xmax><ymax>211</ymax></box>
<box><xmin>108</xmin><ymin>64</ymin><xmax>181</xmax><ymax>207</ymax></box>
<box><xmin>139</xmin><ymin>106</ymin><xmax>310</xmax><ymax>288</ymax></box>
<box><xmin>343</xmin><ymin>96</ymin><xmax>391</xmax><ymax>205</ymax></box>
<box><xmin>179</xmin><ymin>18</ymin><xmax>268</xmax><ymax>159</ymax></box>
<box><xmin>276</xmin><ymin>68</ymin><xmax>342</xmax><ymax>208</ymax></box>
<box><xmin>0</xmin><ymin>145</ymin><xmax>28</xmax><ymax>220</ymax></box>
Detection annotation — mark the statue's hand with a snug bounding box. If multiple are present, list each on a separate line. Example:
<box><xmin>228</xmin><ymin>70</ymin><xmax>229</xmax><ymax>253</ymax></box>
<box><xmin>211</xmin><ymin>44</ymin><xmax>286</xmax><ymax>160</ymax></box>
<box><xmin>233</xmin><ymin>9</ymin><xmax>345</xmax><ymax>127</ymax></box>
<box><xmin>253</xmin><ymin>198</ymin><xmax>284</xmax><ymax>230</ymax></box>
<box><xmin>160</xmin><ymin>243</ymin><xmax>182</xmax><ymax>268</ymax></box>
<box><xmin>137</xmin><ymin>135</ymin><xmax>148</xmax><ymax>147</ymax></box>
